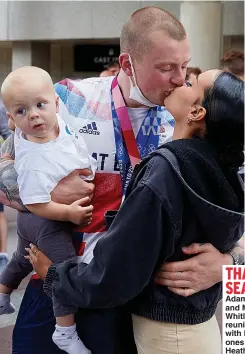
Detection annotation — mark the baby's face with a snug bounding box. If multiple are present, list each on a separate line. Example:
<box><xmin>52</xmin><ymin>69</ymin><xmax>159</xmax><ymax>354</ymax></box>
<box><xmin>6</xmin><ymin>81</ymin><xmax>58</xmax><ymax>138</ymax></box>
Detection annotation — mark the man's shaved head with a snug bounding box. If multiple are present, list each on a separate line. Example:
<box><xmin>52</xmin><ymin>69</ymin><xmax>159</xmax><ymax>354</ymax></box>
<box><xmin>120</xmin><ymin>7</ymin><xmax>186</xmax><ymax>61</ymax></box>
<box><xmin>1</xmin><ymin>66</ymin><xmax>54</xmax><ymax>107</ymax></box>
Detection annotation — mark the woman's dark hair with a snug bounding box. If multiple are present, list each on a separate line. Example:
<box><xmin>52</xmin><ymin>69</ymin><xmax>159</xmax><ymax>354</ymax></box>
<box><xmin>202</xmin><ymin>71</ymin><xmax>244</xmax><ymax>171</ymax></box>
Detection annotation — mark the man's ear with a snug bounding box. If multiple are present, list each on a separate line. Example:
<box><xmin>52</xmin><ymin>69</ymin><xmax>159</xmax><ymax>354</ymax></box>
<box><xmin>7</xmin><ymin>113</ymin><xmax>16</xmax><ymax>131</ymax></box>
<box><xmin>119</xmin><ymin>53</ymin><xmax>132</xmax><ymax>77</ymax></box>
<box><xmin>187</xmin><ymin>104</ymin><xmax>206</xmax><ymax>123</ymax></box>
<box><xmin>55</xmin><ymin>96</ymin><xmax>59</xmax><ymax>113</ymax></box>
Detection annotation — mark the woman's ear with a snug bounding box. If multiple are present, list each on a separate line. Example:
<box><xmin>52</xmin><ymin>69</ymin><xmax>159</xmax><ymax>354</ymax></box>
<box><xmin>187</xmin><ymin>104</ymin><xmax>206</xmax><ymax>123</ymax></box>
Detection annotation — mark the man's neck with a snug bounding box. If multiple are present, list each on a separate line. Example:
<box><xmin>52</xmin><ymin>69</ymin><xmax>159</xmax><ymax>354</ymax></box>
<box><xmin>117</xmin><ymin>70</ymin><xmax>149</xmax><ymax>109</ymax></box>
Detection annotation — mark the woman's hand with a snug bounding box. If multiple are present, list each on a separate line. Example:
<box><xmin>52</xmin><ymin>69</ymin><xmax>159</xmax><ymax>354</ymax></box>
<box><xmin>25</xmin><ymin>244</ymin><xmax>53</xmax><ymax>280</ymax></box>
<box><xmin>155</xmin><ymin>243</ymin><xmax>232</xmax><ymax>296</ymax></box>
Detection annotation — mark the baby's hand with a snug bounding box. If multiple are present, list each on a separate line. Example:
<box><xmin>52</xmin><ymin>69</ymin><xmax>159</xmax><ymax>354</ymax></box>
<box><xmin>67</xmin><ymin>196</ymin><xmax>93</xmax><ymax>226</ymax></box>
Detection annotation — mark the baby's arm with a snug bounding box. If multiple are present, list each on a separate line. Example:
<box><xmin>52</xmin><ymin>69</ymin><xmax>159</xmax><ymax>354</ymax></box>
<box><xmin>26</xmin><ymin>199</ymin><xmax>93</xmax><ymax>226</ymax></box>
<box><xmin>18</xmin><ymin>169</ymin><xmax>93</xmax><ymax>226</ymax></box>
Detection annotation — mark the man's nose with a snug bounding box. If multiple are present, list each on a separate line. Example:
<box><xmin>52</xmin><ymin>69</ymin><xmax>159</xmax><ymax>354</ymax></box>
<box><xmin>170</xmin><ymin>70</ymin><xmax>186</xmax><ymax>87</ymax></box>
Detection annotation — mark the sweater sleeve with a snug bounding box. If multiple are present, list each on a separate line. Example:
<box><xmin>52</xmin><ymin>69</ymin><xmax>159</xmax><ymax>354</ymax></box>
<box><xmin>0</xmin><ymin>110</ymin><xmax>12</xmax><ymax>140</ymax></box>
<box><xmin>44</xmin><ymin>183</ymin><xmax>167</xmax><ymax>309</ymax></box>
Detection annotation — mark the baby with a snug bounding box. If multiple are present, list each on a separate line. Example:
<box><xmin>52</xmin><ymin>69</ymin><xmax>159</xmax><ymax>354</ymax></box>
<box><xmin>0</xmin><ymin>66</ymin><xmax>97</xmax><ymax>354</ymax></box>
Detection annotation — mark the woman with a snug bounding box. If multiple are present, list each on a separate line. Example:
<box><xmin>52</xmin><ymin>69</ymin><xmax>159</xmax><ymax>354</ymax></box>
<box><xmin>27</xmin><ymin>70</ymin><xmax>244</xmax><ymax>354</ymax></box>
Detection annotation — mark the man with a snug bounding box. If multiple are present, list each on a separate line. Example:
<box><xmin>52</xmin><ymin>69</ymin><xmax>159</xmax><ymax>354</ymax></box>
<box><xmin>0</xmin><ymin>100</ymin><xmax>11</xmax><ymax>272</ymax></box>
<box><xmin>0</xmin><ymin>7</ymin><xmax>244</xmax><ymax>354</ymax></box>
<box><xmin>99</xmin><ymin>60</ymin><xmax>120</xmax><ymax>77</ymax></box>
<box><xmin>221</xmin><ymin>49</ymin><xmax>244</xmax><ymax>81</ymax></box>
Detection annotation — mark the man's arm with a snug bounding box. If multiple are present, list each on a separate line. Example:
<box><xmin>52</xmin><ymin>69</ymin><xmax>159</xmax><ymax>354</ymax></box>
<box><xmin>0</xmin><ymin>109</ymin><xmax>12</xmax><ymax>140</ymax></box>
<box><xmin>50</xmin><ymin>169</ymin><xmax>94</xmax><ymax>205</ymax></box>
<box><xmin>0</xmin><ymin>134</ymin><xmax>24</xmax><ymax>211</ymax></box>
<box><xmin>37</xmin><ymin>184</ymin><xmax>165</xmax><ymax>309</ymax></box>
<box><xmin>155</xmin><ymin>236</ymin><xmax>244</xmax><ymax>297</ymax></box>
<box><xmin>1</xmin><ymin>133</ymin><xmax>15</xmax><ymax>160</ymax></box>
<box><xmin>0</xmin><ymin>134</ymin><xmax>94</xmax><ymax>210</ymax></box>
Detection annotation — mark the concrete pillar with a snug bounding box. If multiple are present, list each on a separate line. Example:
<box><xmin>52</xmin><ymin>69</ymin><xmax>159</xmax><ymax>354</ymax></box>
<box><xmin>180</xmin><ymin>1</ymin><xmax>223</xmax><ymax>71</ymax></box>
<box><xmin>12</xmin><ymin>41</ymin><xmax>50</xmax><ymax>73</ymax></box>
<box><xmin>12</xmin><ymin>41</ymin><xmax>32</xmax><ymax>70</ymax></box>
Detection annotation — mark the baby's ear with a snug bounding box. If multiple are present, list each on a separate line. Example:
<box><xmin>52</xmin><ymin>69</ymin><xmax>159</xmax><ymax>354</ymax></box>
<box><xmin>187</xmin><ymin>104</ymin><xmax>206</xmax><ymax>123</ymax></box>
<box><xmin>55</xmin><ymin>96</ymin><xmax>59</xmax><ymax>113</ymax></box>
<box><xmin>7</xmin><ymin>113</ymin><xmax>16</xmax><ymax>131</ymax></box>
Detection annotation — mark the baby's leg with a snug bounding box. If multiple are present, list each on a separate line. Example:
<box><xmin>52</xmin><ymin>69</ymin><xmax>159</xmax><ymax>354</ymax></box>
<box><xmin>53</xmin><ymin>314</ymin><xmax>91</xmax><ymax>354</ymax></box>
<box><xmin>0</xmin><ymin>288</ymin><xmax>15</xmax><ymax>315</ymax></box>
<box><xmin>33</xmin><ymin>216</ymin><xmax>91</xmax><ymax>354</ymax></box>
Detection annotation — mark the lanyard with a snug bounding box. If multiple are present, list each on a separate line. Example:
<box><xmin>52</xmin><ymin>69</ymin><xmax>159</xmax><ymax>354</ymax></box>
<box><xmin>111</xmin><ymin>76</ymin><xmax>160</xmax><ymax>197</ymax></box>
<box><xmin>111</xmin><ymin>76</ymin><xmax>141</xmax><ymax>168</ymax></box>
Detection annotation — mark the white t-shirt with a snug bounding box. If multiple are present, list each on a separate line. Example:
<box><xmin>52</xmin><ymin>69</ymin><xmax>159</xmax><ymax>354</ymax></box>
<box><xmin>127</xmin><ymin>107</ymin><xmax>149</xmax><ymax>136</ymax></box>
<box><xmin>127</xmin><ymin>107</ymin><xmax>173</xmax><ymax>143</ymax></box>
<box><xmin>14</xmin><ymin>114</ymin><xmax>97</xmax><ymax>205</ymax></box>
<box><xmin>55</xmin><ymin>77</ymin><xmax>175</xmax><ymax>263</ymax></box>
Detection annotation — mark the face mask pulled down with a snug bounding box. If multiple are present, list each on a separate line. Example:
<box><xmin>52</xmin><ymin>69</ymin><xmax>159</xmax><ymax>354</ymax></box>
<box><xmin>128</xmin><ymin>55</ymin><xmax>157</xmax><ymax>107</ymax></box>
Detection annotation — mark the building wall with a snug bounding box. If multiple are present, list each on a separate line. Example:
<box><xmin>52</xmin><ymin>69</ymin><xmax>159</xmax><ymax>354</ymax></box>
<box><xmin>0</xmin><ymin>2</ymin><xmax>8</xmax><ymax>41</ymax></box>
<box><xmin>0</xmin><ymin>1</ymin><xmax>179</xmax><ymax>41</ymax></box>
<box><xmin>1</xmin><ymin>37</ymin><xmax>244</xmax><ymax>85</ymax></box>
<box><xmin>0</xmin><ymin>1</ymin><xmax>243</xmax><ymax>41</ymax></box>
<box><xmin>223</xmin><ymin>36</ymin><xmax>244</xmax><ymax>54</ymax></box>
<box><xmin>0</xmin><ymin>1</ymin><xmax>243</xmax><ymax>85</ymax></box>
<box><xmin>223</xmin><ymin>1</ymin><xmax>244</xmax><ymax>36</ymax></box>
<box><xmin>50</xmin><ymin>39</ymin><xmax>122</xmax><ymax>82</ymax></box>
<box><xmin>7</xmin><ymin>34</ymin><xmax>241</xmax><ymax>85</ymax></box>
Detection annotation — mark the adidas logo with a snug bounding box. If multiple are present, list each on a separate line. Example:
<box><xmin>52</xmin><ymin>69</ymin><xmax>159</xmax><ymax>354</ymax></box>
<box><xmin>79</xmin><ymin>122</ymin><xmax>100</xmax><ymax>135</ymax></box>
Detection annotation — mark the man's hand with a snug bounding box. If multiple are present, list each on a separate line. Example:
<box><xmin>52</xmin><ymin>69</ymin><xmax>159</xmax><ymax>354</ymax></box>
<box><xmin>67</xmin><ymin>197</ymin><xmax>93</xmax><ymax>225</ymax></box>
<box><xmin>0</xmin><ymin>191</ymin><xmax>24</xmax><ymax>211</ymax></box>
<box><xmin>155</xmin><ymin>243</ymin><xmax>233</xmax><ymax>297</ymax></box>
<box><xmin>1</xmin><ymin>153</ymin><xmax>13</xmax><ymax>161</ymax></box>
<box><xmin>25</xmin><ymin>244</ymin><xmax>52</xmax><ymax>281</ymax></box>
<box><xmin>51</xmin><ymin>169</ymin><xmax>95</xmax><ymax>205</ymax></box>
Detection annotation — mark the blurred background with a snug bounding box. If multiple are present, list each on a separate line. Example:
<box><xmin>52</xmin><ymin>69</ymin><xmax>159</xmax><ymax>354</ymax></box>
<box><xmin>0</xmin><ymin>1</ymin><xmax>244</xmax><ymax>85</ymax></box>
